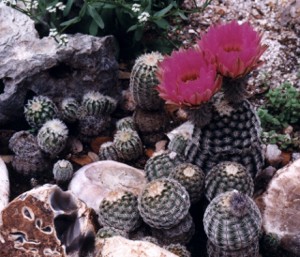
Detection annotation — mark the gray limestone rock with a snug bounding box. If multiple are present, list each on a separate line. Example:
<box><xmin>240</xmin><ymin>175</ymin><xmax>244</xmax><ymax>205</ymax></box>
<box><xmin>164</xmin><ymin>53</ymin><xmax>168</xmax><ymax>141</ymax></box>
<box><xmin>0</xmin><ymin>5</ymin><xmax>119</xmax><ymax>128</ymax></box>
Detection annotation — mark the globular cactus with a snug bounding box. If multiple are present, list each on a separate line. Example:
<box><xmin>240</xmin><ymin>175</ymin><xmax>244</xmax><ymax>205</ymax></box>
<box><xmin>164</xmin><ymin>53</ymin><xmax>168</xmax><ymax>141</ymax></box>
<box><xmin>24</xmin><ymin>95</ymin><xmax>59</xmax><ymax>129</ymax></box>
<box><xmin>169</xmin><ymin>163</ymin><xmax>205</xmax><ymax>204</ymax></box>
<box><xmin>144</xmin><ymin>150</ymin><xmax>184</xmax><ymax>181</ymax></box>
<box><xmin>151</xmin><ymin>213</ymin><xmax>195</xmax><ymax>245</ymax></box>
<box><xmin>78</xmin><ymin>115</ymin><xmax>111</xmax><ymax>137</ymax></box>
<box><xmin>185</xmin><ymin>93</ymin><xmax>264</xmax><ymax>177</ymax></box>
<box><xmin>130</xmin><ymin>52</ymin><xmax>164</xmax><ymax>111</ymax></box>
<box><xmin>98</xmin><ymin>189</ymin><xmax>140</xmax><ymax>232</ymax></box>
<box><xmin>168</xmin><ymin>134</ymin><xmax>189</xmax><ymax>157</ymax></box>
<box><xmin>113</xmin><ymin>129</ymin><xmax>143</xmax><ymax>161</ymax></box>
<box><xmin>203</xmin><ymin>190</ymin><xmax>262</xmax><ymax>251</ymax></box>
<box><xmin>60</xmin><ymin>97</ymin><xmax>79</xmax><ymax>122</ymax></box>
<box><xmin>9</xmin><ymin>130</ymin><xmax>39</xmax><ymax>156</ymax></box>
<box><xmin>205</xmin><ymin>161</ymin><xmax>254</xmax><ymax>201</ymax></box>
<box><xmin>98</xmin><ymin>141</ymin><xmax>122</xmax><ymax>161</ymax></box>
<box><xmin>138</xmin><ymin>178</ymin><xmax>190</xmax><ymax>229</ymax></box>
<box><xmin>37</xmin><ymin>119</ymin><xmax>68</xmax><ymax>156</ymax></box>
<box><xmin>116</xmin><ymin>116</ymin><xmax>136</xmax><ymax>131</ymax></box>
<box><xmin>53</xmin><ymin>159</ymin><xmax>73</xmax><ymax>182</ymax></box>
<box><xmin>82</xmin><ymin>91</ymin><xmax>117</xmax><ymax>116</ymax></box>
<box><xmin>207</xmin><ymin>238</ymin><xmax>260</xmax><ymax>257</ymax></box>
<box><xmin>96</xmin><ymin>226</ymin><xmax>128</xmax><ymax>239</ymax></box>
<box><xmin>164</xmin><ymin>244</ymin><xmax>191</xmax><ymax>257</ymax></box>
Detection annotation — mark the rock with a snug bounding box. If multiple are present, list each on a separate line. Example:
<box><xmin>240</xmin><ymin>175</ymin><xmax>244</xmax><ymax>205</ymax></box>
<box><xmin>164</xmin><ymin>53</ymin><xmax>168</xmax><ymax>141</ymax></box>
<box><xmin>0</xmin><ymin>157</ymin><xmax>9</xmax><ymax>213</ymax></box>
<box><xmin>93</xmin><ymin>236</ymin><xmax>177</xmax><ymax>257</ymax></box>
<box><xmin>255</xmin><ymin>159</ymin><xmax>300</xmax><ymax>255</ymax></box>
<box><xmin>0</xmin><ymin>184</ymin><xmax>98</xmax><ymax>257</ymax></box>
<box><xmin>68</xmin><ymin>160</ymin><xmax>147</xmax><ymax>212</ymax></box>
<box><xmin>265</xmin><ymin>144</ymin><xmax>282</xmax><ymax>167</ymax></box>
<box><xmin>0</xmin><ymin>5</ymin><xmax>119</xmax><ymax>128</ymax></box>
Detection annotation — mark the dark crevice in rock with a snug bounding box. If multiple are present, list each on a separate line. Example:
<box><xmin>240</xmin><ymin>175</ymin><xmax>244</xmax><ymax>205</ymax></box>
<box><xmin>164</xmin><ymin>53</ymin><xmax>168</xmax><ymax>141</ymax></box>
<box><xmin>23</xmin><ymin>90</ymin><xmax>37</xmax><ymax>106</ymax></box>
<box><xmin>48</xmin><ymin>63</ymin><xmax>73</xmax><ymax>79</ymax></box>
<box><xmin>0</xmin><ymin>79</ymin><xmax>4</xmax><ymax>94</ymax></box>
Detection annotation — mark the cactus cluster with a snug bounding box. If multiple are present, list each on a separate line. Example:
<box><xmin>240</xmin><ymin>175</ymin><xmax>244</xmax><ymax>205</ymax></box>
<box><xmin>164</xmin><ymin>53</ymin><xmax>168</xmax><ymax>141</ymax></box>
<box><xmin>52</xmin><ymin>159</ymin><xmax>73</xmax><ymax>182</ymax></box>
<box><xmin>205</xmin><ymin>161</ymin><xmax>254</xmax><ymax>201</ymax></box>
<box><xmin>98</xmin><ymin>189</ymin><xmax>140</xmax><ymax>232</ymax></box>
<box><xmin>138</xmin><ymin>178</ymin><xmax>190</xmax><ymax>229</ymax></box>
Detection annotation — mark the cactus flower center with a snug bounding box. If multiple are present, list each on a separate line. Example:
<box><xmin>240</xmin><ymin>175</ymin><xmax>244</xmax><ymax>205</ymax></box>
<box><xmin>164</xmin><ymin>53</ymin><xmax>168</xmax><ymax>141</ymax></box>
<box><xmin>183</xmin><ymin>167</ymin><xmax>195</xmax><ymax>177</ymax></box>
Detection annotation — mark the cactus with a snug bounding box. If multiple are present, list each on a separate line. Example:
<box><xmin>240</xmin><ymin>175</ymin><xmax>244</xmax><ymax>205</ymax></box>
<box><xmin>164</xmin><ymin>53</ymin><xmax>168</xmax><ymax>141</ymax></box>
<box><xmin>151</xmin><ymin>213</ymin><xmax>195</xmax><ymax>245</ymax></box>
<box><xmin>37</xmin><ymin>119</ymin><xmax>68</xmax><ymax>156</ymax></box>
<box><xmin>141</xmin><ymin>236</ymin><xmax>159</xmax><ymax>245</ymax></box>
<box><xmin>60</xmin><ymin>97</ymin><xmax>79</xmax><ymax>122</ymax></box>
<box><xmin>205</xmin><ymin>161</ymin><xmax>254</xmax><ymax>201</ymax></box>
<box><xmin>207</xmin><ymin>239</ymin><xmax>259</xmax><ymax>257</ymax></box>
<box><xmin>78</xmin><ymin>115</ymin><xmax>111</xmax><ymax>137</ymax></box>
<box><xmin>98</xmin><ymin>141</ymin><xmax>122</xmax><ymax>161</ymax></box>
<box><xmin>98</xmin><ymin>189</ymin><xmax>140</xmax><ymax>232</ymax></box>
<box><xmin>130</xmin><ymin>52</ymin><xmax>164</xmax><ymax>111</ymax></box>
<box><xmin>53</xmin><ymin>159</ymin><xmax>73</xmax><ymax>182</ymax></box>
<box><xmin>116</xmin><ymin>116</ymin><xmax>136</xmax><ymax>131</ymax></box>
<box><xmin>96</xmin><ymin>227</ymin><xmax>128</xmax><ymax>239</ymax></box>
<box><xmin>164</xmin><ymin>244</ymin><xmax>191</xmax><ymax>257</ymax></box>
<box><xmin>169</xmin><ymin>163</ymin><xmax>205</xmax><ymax>204</ymax></box>
<box><xmin>203</xmin><ymin>190</ymin><xmax>262</xmax><ymax>251</ymax></box>
<box><xmin>82</xmin><ymin>91</ymin><xmax>117</xmax><ymax>116</ymax></box>
<box><xmin>113</xmin><ymin>129</ymin><xmax>143</xmax><ymax>161</ymax></box>
<box><xmin>9</xmin><ymin>130</ymin><xmax>39</xmax><ymax>156</ymax></box>
<box><xmin>144</xmin><ymin>150</ymin><xmax>184</xmax><ymax>181</ymax></box>
<box><xmin>168</xmin><ymin>134</ymin><xmax>189</xmax><ymax>157</ymax></box>
<box><xmin>185</xmin><ymin>93</ymin><xmax>264</xmax><ymax>177</ymax></box>
<box><xmin>138</xmin><ymin>178</ymin><xmax>190</xmax><ymax>229</ymax></box>
<box><xmin>24</xmin><ymin>95</ymin><xmax>59</xmax><ymax>129</ymax></box>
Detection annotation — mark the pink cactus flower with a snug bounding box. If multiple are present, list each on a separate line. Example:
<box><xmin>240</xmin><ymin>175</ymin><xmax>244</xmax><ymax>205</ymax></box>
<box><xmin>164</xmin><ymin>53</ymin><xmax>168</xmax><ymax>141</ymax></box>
<box><xmin>198</xmin><ymin>20</ymin><xmax>268</xmax><ymax>79</ymax></box>
<box><xmin>157</xmin><ymin>48</ymin><xmax>222</xmax><ymax>107</ymax></box>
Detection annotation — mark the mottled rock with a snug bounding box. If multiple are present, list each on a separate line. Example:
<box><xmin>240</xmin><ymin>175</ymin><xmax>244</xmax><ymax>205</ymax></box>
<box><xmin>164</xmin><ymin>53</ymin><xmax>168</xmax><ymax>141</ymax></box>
<box><xmin>0</xmin><ymin>184</ymin><xmax>98</xmax><ymax>257</ymax></box>
<box><xmin>255</xmin><ymin>159</ymin><xmax>300</xmax><ymax>255</ymax></box>
<box><xmin>265</xmin><ymin>144</ymin><xmax>282</xmax><ymax>167</ymax></box>
<box><xmin>94</xmin><ymin>236</ymin><xmax>177</xmax><ymax>257</ymax></box>
<box><xmin>0</xmin><ymin>157</ymin><xmax>9</xmax><ymax>213</ymax></box>
<box><xmin>68</xmin><ymin>161</ymin><xmax>147</xmax><ymax>211</ymax></box>
<box><xmin>0</xmin><ymin>5</ymin><xmax>119</xmax><ymax>128</ymax></box>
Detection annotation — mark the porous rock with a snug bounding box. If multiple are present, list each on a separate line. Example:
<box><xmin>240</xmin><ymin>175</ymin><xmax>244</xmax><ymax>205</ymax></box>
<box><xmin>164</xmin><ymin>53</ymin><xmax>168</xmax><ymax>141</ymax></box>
<box><xmin>255</xmin><ymin>159</ymin><xmax>300</xmax><ymax>255</ymax></box>
<box><xmin>93</xmin><ymin>236</ymin><xmax>177</xmax><ymax>257</ymax></box>
<box><xmin>0</xmin><ymin>5</ymin><xmax>119</xmax><ymax>127</ymax></box>
<box><xmin>0</xmin><ymin>184</ymin><xmax>98</xmax><ymax>257</ymax></box>
<box><xmin>68</xmin><ymin>160</ymin><xmax>147</xmax><ymax>211</ymax></box>
<box><xmin>0</xmin><ymin>157</ymin><xmax>9</xmax><ymax>213</ymax></box>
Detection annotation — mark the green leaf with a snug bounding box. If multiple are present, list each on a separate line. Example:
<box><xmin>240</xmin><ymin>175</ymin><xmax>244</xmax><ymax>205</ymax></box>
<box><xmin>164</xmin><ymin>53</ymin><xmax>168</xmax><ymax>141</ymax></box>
<box><xmin>134</xmin><ymin>27</ymin><xmax>144</xmax><ymax>41</ymax></box>
<box><xmin>153</xmin><ymin>3</ymin><xmax>173</xmax><ymax>17</ymax></box>
<box><xmin>127</xmin><ymin>24</ymin><xmax>138</xmax><ymax>32</ymax></box>
<box><xmin>87</xmin><ymin>5</ymin><xmax>104</xmax><ymax>29</ymax></box>
<box><xmin>153</xmin><ymin>18</ymin><xmax>169</xmax><ymax>29</ymax></box>
<box><xmin>177</xmin><ymin>10</ymin><xmax>188</xmax><ymax>20</ymax></box>
<box><xmin>60</xmin><ymin>16</ymin><xmax>81</xmax><ymax>26</ymax></box>
<box><xmin>89</xmin><ymin>20</ymin><xmax>99</xmax><ymax>35</ymax></box>
<box><xmin>63</xmin><ymin>0</ymin><xmax>74</xmax><ymax>16</ymax></box>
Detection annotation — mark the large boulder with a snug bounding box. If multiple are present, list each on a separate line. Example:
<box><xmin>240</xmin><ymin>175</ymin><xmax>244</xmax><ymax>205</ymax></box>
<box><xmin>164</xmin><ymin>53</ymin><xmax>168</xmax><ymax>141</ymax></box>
<box><xmin>0</xmin><ymin>5</ymin><xmax>119</xmax><ymax>128</ymax></box>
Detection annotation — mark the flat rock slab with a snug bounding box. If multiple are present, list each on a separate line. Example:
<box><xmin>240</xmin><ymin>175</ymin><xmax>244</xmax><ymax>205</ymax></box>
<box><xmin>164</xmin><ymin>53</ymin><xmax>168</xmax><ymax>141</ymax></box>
<box><xmin>68</xmin><ymin>160</ymin><xmax>148</xmax><ymax>212</ymax></box>
<box><xmin>0</xmin><ymin>5</ymin><xmax>119</xmax><ymax>127</ymax></box>
<box><xmin>0</xmin><ymin>157</ymin><xmax>9</xmax><ymax>213</ymax></box>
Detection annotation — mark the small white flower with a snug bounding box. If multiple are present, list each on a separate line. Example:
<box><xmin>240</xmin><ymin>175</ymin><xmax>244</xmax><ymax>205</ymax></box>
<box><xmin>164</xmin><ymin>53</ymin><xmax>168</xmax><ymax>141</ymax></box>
<box><xmin>56</xmin><ymin>2</ymin><xmax>66</xmax><ymax>11</ymax></box>
<box><xmin>132</xmin><ymin>3</ymin><xmax>141</xmax><ymax>13</ymax></box>
<box><xmin>46</xmin><ymin>6</ymin><xmax>56</xmax><ymax>13</ymax></box>
<box><xmin>58</xmin><ymin>34</ymin><xmax>69</xmax><ymax>47</ymax></box>
<box><xmin>32</xmin><ymin>0</ymin><xmax>38</xmax><ymax>9</ymax></box>
<box><xmin>49</xmin><ymin>28</ymin><xmax>58</xmax><ymax>37</ymax></box>
<box><xmin>138</xmin><ymin>12</ymin><xmax>150</xmax><ymax>23</ymax></box>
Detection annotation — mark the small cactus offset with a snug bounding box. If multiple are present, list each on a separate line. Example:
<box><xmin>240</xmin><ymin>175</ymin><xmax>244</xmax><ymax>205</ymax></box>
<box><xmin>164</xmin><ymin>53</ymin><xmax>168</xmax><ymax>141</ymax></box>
<box><xmin>78</xmin><ymin>115</ymin><xmax>111</xmax><ymax>137</ymax></box>
<box><xmin>53</xmin><ymin>159</ymin><xmax>73</xmax><ymax>182</ymax></box>
<box><xmin>116</xmin><ymin>116</ymin><xmax>136</xmax><ymax>131</ymax></box>
<box><xmin>113</xmin><ymin>129</ymin><xmax>143</xmax><ymax>161</ymax></box>
<box><xmin>98</xmin><ymin>189</ymin><xmax>140</xmax><ymax>232</ymax></box>
<box><xmin>82</xmin><ymin>91</ymin><xmax>117</xmax><ymax>116</ymax></box>
<box><xmin>145</xmin><ymin>150</ymin><xmax>184</xmax><ymax>181</ymax></box>
<box><xmin>138</xmin><ymin>178</ymin><xmax>190</xmax><ymax>229</ymax></box>
<box><xmin>164</xmin><ymin>244</ymin><xmax>191</xmax><ymax>257</ymax></box>
<box><xmin>37</xmin><ymin>119</ymin><xmax>68</xmax><ymax>156</ymax></box>
<box><xmin>130</xmin><ymin>52</ymin><xmax>164</xmax><ymax>111</ymax></box>
<box><xmin>169</xmin><ymin>163</ymin><xmax>205</xmax><ymax>204</ymax></box>
<box><xmin>60</xmin><ymin>97</ymin><xmax>79</xmax><ymax>122</ymax></box>
<box><xmin>205</xmin><ymin>161</ymin><xmax>254</xmax><ymax>201</ymax></box>
<box><xmin>203</xmin><ymin>190</ymin><xmax>262</xmax><ymax>251</ymax></box>
<box><xmin>151</xmin><ymin>213</ymin><xmax>195</xmax><ymax>245</ymax></box>
<box><xmin>96</xmin><ymin>227</ymin><xmax>128</xmax><ymax>239</ymax></box>
<box><xmin>24</xmin><ymin>95</ymin><xmax>59</xmax><ymax>129</ymax></box>
<box><xmin>98</xmin><ymin>141</ymin><xmax>122</xmax><ymax>161</ymax></box>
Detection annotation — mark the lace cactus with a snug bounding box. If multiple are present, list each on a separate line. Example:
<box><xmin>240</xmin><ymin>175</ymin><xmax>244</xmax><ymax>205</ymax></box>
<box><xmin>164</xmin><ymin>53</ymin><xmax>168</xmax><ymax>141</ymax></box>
<box><xmin>138</xmin><ymin>178</ymin><xmax>190</xmax><ymax>229</ymax></box>
<box><xmin>169</xmin><ymin>163</ymin><xmax>205</xmax><ymax>204</ymax></box>
<box><xmin>98</xmin><ymin>189</ymin><xmax>140</xmax><ymax>232</ymax></box>
<box><xmin>144</xmin><ymin>150</ymin><xmax>184</xmax><ymax>181</ymax></box>
<box><xmin>24</xmin><ymin>95</ymin><xmax>58</xmax><ymax>129</ymax></box>
<box><xmin>60</xmin><ymin>97</ymin><xmax>79</xmax><ymax>122</ymax></box>
<box><xmin>205</xmin><ymin>161</ymin><xmax>254</xmax><ymax>201</ymax></box>
<box><xmin>203</xmin><ymin>190</ymin><xmax>262</xmax><ymax>251</ymax></box>
<box><xmin>78</xmin><ymin>115</ymin><xmax>111</xmax><ymax>137</ymax></box>
<box><xmin>116</xmin><ymin>116</ymin><xmax>136</xmax><ymax>131</ymax></box>
<box><xmin>53</xmin><ymin>159</ymin><xmax>73</xmax><ymax>182</ymax></box>
<box><xmin>82</xmin><ymin>91</ymin><xmax>117</xmax><ymax>116</ymax></box>
<box><xmin>37</xmin><ymin>119</ymin><xmax>68</xmax><ymax>156</ymax></box>
<box><xmin>98</xmin><ymin>141</ymin><xmax>122</xmax><ymax>161</ymax></box>
<box><xmin>130</xmin><ymin>52</ymin><xmax>164</xmax><ymax>111</ymax></box>
<box><xmin>113</xmin><ymin>129</ymin><xmax>143</xmax><ymax>161</ymax></box>
<box><xmin>9</xmin><ymin>131</ymin><xmax>39</xmax><ymax>156</ymax></box>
